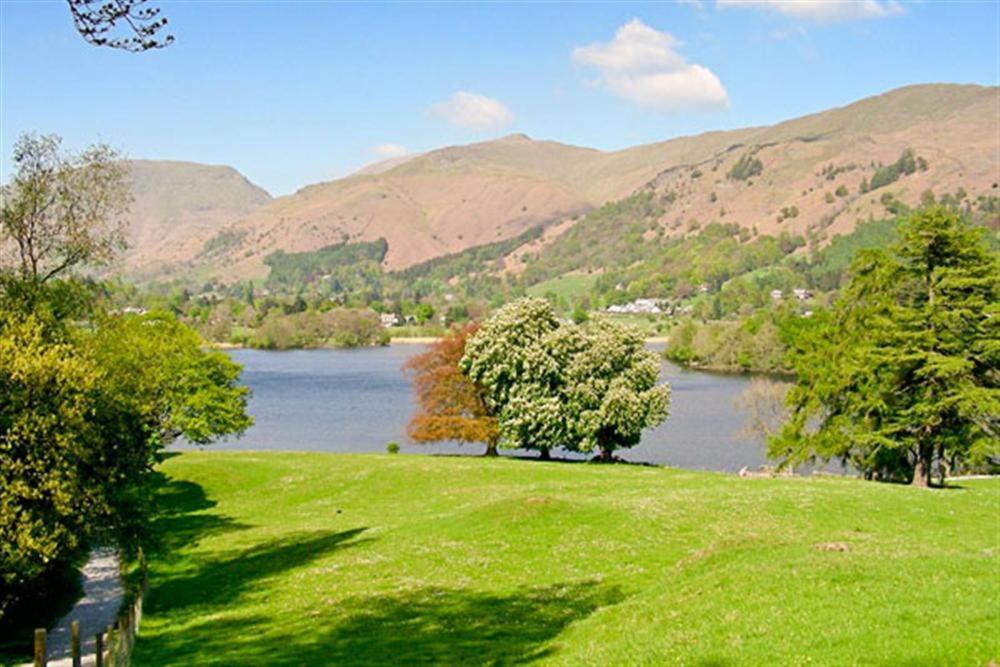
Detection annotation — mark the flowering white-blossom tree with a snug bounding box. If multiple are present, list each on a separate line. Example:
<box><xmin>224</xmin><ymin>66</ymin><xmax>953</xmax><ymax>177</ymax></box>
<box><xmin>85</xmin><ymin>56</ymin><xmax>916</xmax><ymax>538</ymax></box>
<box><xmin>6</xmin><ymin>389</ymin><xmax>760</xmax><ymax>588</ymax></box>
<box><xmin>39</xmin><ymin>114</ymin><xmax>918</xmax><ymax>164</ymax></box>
<box><xmin>561</xmin><ymin>317</ymin><xmax>670</xmax><ymax>460</ymax></box>
<box><xmin>461</xmin><ymin>298</ymin><xmax>670</xmax><ymax>460</ymax></box>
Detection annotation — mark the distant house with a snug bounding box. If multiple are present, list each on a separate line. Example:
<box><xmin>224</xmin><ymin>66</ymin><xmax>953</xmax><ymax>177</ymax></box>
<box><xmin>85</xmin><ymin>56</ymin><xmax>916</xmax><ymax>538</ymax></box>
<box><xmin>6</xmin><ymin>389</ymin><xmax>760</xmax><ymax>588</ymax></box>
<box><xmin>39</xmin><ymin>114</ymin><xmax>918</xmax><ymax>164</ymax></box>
<box><xmin>119</xmin><ymin>306</ymin><xmax>148</xmax><ymax>316</ymax></box>
<box><xmin>770</xmin><ymin>289</ymin><xmax>784</xmax><ymax>300</ymax></box>
<box><xmin>607</xmin><ymin>298</ymin><xmax>663</xmax><ymax>315</ymax></box>
<box><xmin>793</xmin><ymin>288</ymin><xmax>813</xmax><ymax>301</ymax></box>
<box><xmin>379</xmin><ymin>313</ymin><xmax>401</xmax><ymax>328</ymax></box>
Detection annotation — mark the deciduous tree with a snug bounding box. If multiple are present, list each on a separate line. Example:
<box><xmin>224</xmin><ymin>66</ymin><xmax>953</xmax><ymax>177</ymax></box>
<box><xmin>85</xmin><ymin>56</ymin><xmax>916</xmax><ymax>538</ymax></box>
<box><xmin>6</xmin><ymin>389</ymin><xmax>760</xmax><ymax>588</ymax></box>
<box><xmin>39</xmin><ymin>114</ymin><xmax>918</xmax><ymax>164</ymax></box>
<box><xmin>0</xmin><ymin>133</ymin><xmax>130</xmax><ymax>296</ymax></box>
<box><xmin>404</xmin><ymin>324</ymin><xmax>499</xmax><ymax>455</ymax></box>
<box><xmin>462</xmin><ymin>298</ymin><xmax>670</xmax><ymax>460</ymax></box>
<box><xmin>66</xmin><ymin>0</ymin><xmax>174</xmax><ymax>52</ymax></box>
<box><xmin>461</xmin><ymin>299</ymin><xmax>561</xmax><ymax>458</ymax></box>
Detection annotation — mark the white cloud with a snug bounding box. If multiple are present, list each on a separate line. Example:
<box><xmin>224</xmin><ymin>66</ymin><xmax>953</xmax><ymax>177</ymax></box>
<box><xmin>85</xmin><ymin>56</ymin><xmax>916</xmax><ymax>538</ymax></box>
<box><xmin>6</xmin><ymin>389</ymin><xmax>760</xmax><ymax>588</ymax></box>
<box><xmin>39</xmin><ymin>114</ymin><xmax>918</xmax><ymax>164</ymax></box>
<box><xmin>717</xmin><ymin>0</ymin><xmax>904</xmax><ymax>22</ymax></box>
<box><xmin>428</xmin><ymin>92</ymin><xmax>514</xmax><ymax>130</ymax></box>
<box><xmin>372</xmin><ymin>143</ymin><xmax>410</xmax><ymax>158</ymax></box>
<box><xmin>572</xmin><ymin>19</ymin><xmax>728</xmax><ymax>113</ymax></box>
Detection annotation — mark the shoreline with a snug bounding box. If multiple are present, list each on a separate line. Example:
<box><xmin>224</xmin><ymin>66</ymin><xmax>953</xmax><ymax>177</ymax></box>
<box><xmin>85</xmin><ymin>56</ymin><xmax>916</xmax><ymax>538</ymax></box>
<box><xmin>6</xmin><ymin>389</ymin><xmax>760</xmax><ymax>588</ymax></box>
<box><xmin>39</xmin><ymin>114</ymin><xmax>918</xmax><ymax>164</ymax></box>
<box><xmin>211</xmin><ymin>335</ymin><xmax>673</xmax><ymax>350</ymax></box>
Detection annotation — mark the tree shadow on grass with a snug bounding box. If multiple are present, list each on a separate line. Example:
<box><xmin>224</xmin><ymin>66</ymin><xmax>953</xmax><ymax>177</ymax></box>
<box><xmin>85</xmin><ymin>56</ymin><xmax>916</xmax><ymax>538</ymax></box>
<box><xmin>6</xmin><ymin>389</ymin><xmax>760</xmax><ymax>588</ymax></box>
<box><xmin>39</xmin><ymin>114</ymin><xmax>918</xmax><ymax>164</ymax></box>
<box><xmin>146</xmin><ymin>528</ymin><xmax>370</xmax><ymax>614</ymax></box>
<box><xmin>138</xmin><ymin>580</ymin><xmax>624</xmax><ymax>666</ymax></box>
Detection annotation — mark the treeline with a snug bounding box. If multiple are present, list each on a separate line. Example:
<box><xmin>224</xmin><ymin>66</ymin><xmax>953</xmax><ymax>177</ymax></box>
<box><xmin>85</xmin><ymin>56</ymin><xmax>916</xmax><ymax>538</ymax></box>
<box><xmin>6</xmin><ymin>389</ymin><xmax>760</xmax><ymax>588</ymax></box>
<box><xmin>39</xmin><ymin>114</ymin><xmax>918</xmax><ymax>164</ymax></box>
<box><xmin>135</xmin><ymin>184</ymin><xmax>999</xmax><ymax>345</ymax></box>
<box><xmin>664</xmin><ymin>310</ymin><xmax>791</xmax><ymax>374</ymax></box>
<box><xmin>265</xmin><ymin>238</ymin><xmax>387</xmax><ymax>295</ymax></box>
<box><xmin>666</xmin><ymin>205</ymin><xmax>998</xmax><ymax>487</ymax></box>
<box><xmin>239</xmin><ymin>308</ymin><xmax>388</xmax><ymax>349</ymax></box>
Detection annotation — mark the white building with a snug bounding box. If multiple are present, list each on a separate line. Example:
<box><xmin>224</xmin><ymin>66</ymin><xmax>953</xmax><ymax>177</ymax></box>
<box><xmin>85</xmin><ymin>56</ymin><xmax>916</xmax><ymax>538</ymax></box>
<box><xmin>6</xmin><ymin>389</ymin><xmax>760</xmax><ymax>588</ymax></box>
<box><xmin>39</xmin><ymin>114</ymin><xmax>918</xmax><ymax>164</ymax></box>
<box><xmin>607</xmin><ymin>298</ymin><xmax>663</xmax><ymax>315</ymax></box>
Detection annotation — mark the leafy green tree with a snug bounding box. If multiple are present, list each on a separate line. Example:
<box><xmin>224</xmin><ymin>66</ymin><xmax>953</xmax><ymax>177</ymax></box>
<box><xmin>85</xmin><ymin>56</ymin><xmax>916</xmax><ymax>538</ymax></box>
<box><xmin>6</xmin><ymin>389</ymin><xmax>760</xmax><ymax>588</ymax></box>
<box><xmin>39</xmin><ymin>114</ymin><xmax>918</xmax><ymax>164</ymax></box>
<box><xmin>414</xmin><ymin>302</ymin><xmax>436</xmax><ymax>325</ymax></box>
<box><xmin>0</xmin><ymin>314</ymin><xmax>104</xmax><ymax>617</ymax></box>
<box><xmin>0</xmin><ymin>134</ymin><xmax>129</xmax><ymax>297</ymax></box>
<box><xmin>772</xmin><ymin>206</ymin><xmax>999</xmax><ymax>485</ymax></box>
<box><xmin>0</xmin><ymin>134</ymin><xmax>253</xmax><ymax>617</ymax></box>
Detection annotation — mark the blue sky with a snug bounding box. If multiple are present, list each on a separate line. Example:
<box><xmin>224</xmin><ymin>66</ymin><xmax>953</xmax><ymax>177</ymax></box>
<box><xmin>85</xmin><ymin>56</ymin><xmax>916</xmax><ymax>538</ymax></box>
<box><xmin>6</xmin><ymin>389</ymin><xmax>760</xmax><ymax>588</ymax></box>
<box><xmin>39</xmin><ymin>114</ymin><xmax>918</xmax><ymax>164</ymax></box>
<box><xmin>1</xmin><ymin>1</ymin><xmax>997</xmax><ymax>195</ymax></box>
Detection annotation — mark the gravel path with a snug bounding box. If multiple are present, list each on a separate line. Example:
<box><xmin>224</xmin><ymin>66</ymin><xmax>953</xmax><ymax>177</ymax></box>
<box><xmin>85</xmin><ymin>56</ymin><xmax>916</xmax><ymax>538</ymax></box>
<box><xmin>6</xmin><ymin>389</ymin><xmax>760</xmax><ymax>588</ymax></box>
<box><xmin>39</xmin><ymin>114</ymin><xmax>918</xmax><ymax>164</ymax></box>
<box><xmin>45</xmin><ymin>548</ymin><xmax>123</xmax><ymax>667</ymax></box>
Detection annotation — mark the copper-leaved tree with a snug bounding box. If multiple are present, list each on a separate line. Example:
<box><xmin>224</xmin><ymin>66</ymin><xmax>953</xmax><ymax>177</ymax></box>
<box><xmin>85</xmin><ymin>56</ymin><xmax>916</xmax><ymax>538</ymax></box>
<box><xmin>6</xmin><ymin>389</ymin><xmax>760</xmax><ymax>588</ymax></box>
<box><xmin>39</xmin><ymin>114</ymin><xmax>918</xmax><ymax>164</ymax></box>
<box><xmin>404</xmin><ymin>324</ymin><xmax>499</xmax><ymax>456</ymax></box>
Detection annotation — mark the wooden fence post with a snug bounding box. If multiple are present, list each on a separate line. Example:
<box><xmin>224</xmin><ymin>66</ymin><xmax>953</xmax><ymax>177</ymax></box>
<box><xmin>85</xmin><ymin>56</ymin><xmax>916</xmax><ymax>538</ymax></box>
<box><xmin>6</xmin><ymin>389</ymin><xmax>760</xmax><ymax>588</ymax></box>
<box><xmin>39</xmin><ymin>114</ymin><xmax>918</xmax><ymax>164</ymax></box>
<box><xmin>95</xmin><ymin>631</ymin><xmax>104</xmax><ymax>667</ymax></box>
<box><xmin>106</xmin><ymin>624</ymin><xmax>115</xmax><ymax>667</ymax></box>
<box><xmin>70</xmin><ymin>619</ymin><xmax>81</xmax><ymax>667</ymax></box>
<box><xmin>33</xmin><ymin>628</ymin><xmax>46</xmax><ymax>667</ymax></box>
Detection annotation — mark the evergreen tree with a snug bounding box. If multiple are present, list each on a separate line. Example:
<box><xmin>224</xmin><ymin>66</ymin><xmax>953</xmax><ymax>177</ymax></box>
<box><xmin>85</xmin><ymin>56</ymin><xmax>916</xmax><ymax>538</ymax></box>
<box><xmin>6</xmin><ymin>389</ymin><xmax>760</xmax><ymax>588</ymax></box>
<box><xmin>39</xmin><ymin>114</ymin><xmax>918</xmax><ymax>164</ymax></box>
<box><xmin>772</xmin><ymin>206</ymin><xmax>999</xmax><ymax>485</ymax></box>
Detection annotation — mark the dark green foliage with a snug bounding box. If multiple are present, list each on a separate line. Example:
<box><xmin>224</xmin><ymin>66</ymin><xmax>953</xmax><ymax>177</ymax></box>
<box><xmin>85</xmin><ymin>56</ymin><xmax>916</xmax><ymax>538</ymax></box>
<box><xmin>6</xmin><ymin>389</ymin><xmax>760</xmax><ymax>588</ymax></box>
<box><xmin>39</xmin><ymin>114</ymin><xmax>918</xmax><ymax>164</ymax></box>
<box><xmin>245</xmin><ymin>309</ymin><xmax>388</xmax><ymax>349</ymax></box>
<box><xmin>727</xmin><ymin>153</ymin><xmax>763</xmax><ymax>182</ymax></box>
<box><xmin>778</xmin><ymin>206</ymin><xmax>799</xmax><ymax>222</ymax></box>
<box><xmin>200</xmin><ymin>229</ymin><xmax>248</xmax><ymax>257</ymax></box>
<box><xmin>389</xmin><ymin>226</ymin><xmax>543</xmax><ymax>303</ymax></box>
<box><xmin>0</xmin><ymin>285</ymin><xmax>252</xmax><ymax>619</ymax></box>
<box><xmin>820</xmin><ymin>163</ymin><xmax>857</xmax><ymax>181</ymax></box>
<box><xmin>868</xmin><ymin>148</ymin><xmax>922</xmax><ymax>192</ymax></box>
<box><xmin>792</xmin><ymin>217</ymin><xmax>899</xmax><ymax>291</ymax></box>
<box><xmin>772</xmin><ymin>205</ymin><xmax>999</xmax><ymax>484</ymax></box>
<box><xmin>664</xmin><ymin>309</ymin><xmax>792</xmax><ymax>374</ymax></box>
<box><xmin>522</xmin><ymin>193</ymin><xmax>663</xmax><ymax>284</ymax></box>
<box><xmin>264</xmin><ymin>239</ymin><xmax>388</xmax><ymax>292</ymax></box>
<box><xmin>395</xmin><ymin>226</ymin><xmax>542</xmax><ymax>285</ymax></box>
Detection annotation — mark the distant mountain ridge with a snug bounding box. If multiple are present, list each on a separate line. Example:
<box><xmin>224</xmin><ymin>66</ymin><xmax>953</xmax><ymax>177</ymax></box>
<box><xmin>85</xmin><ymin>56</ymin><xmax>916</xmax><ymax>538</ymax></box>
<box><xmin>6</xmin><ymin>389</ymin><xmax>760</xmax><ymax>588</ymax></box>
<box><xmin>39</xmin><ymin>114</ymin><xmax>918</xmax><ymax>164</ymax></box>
<box><xmin>120</xmin><ymin>83</ymin><xmax>999</xmax><ymax>284</ymax></box>
<box><xmin>121</xmin><ymin>160</ymin><xmax>272</xmax><ymax>280</ymax></box>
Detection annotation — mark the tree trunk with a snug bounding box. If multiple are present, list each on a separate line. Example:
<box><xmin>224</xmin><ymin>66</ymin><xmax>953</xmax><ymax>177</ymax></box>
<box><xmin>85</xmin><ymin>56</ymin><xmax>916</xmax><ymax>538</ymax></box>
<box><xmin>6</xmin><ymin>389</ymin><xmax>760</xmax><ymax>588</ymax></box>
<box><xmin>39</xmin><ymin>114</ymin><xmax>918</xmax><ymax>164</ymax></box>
<box><xmin>911</xmin><ymin>444</ymin><xmax>931</xmax><ymax>487</ymax></box>
<box><xmin>936</xmin><ymin>443</ymin><xmax>947</xmax><ymax>487</ymax></box>
<box><xmin>599</xmin><ymin>447</ymin><xmax>614</xmax><ymax>462</ymax></box>
<box><xmin>539</xmin><ymin>447</ymin><xmax>550</xmax><ymax>461</ymax></box>
<box><xmin>484</xmin><ymin>440</ymin><xmax>498</xmax><ymax>457</ymax></box>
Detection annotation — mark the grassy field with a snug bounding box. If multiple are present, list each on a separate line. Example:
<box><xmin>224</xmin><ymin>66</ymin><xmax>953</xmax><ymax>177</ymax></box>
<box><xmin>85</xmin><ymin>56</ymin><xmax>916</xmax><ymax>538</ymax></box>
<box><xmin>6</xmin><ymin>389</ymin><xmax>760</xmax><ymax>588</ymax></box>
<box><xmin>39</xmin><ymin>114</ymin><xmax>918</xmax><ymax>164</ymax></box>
<box><xmin>134</xmin><ymin>452</ymin><xmax>998</xmax><ymax>666</ymax></box>
<box><xmin>526</xmin><ymin>273</ymin><xmax>598</xmax><ymax>302</ymax></box>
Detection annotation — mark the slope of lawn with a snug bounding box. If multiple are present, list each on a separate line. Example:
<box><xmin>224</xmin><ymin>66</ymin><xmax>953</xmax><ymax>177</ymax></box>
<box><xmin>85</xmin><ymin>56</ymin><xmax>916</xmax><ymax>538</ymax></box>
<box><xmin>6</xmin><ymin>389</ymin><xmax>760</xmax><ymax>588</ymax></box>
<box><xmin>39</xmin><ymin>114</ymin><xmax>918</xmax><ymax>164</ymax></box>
<box><xmin>133</xmin><ymin>452</ymin><xmax>999</xmax><ymax>666</ymax></box>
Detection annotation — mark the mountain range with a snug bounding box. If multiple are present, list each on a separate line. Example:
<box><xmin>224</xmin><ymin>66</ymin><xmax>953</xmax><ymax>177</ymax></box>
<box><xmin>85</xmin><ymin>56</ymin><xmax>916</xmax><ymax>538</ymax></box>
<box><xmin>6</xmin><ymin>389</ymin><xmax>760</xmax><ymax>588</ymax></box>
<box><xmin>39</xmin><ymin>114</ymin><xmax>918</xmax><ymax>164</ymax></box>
<box><xmin>117</xmin><ymin>83</ymin><xmax>999</xmax><ymax>285</ymax></box>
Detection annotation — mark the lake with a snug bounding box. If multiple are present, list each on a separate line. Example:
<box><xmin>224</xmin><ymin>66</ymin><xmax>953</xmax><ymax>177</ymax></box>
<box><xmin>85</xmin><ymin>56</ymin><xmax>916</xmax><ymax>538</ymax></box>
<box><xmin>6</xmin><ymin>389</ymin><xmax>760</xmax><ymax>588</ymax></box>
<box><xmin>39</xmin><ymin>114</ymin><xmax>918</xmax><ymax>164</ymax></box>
<box><xmin>183</xmin><ymin>345</ymin><xmax>779</xmax><ymax>473</ymax></box>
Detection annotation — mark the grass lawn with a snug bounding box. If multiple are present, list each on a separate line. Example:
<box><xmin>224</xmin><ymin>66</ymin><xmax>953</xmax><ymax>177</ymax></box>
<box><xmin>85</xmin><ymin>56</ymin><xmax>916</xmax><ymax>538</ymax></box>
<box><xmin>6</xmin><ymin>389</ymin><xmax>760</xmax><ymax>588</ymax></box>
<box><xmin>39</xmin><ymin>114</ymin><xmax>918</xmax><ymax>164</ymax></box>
<box><xmin>134</xmin><ymin>452</ymin><xmax>998</xmax><ymax>665</ymax></box>
<box><xmin>526</xmin><ymin>274</ymin><xmax>598</xmax><ymax>303</ymax></box>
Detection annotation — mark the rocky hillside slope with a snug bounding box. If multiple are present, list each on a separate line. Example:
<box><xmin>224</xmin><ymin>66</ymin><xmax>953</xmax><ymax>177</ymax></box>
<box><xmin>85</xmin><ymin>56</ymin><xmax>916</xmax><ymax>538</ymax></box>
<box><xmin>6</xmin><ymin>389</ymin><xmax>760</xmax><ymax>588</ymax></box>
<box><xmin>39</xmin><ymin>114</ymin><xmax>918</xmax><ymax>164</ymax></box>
<box><xmin>121</xmin><ymin>83</ymin><xmax>998</xmax><ymax>284</ymax></box>
<box><xmin>122</xmin><ymin>160</ymin><xmax>271</xmax><ymax>280</ymax></box>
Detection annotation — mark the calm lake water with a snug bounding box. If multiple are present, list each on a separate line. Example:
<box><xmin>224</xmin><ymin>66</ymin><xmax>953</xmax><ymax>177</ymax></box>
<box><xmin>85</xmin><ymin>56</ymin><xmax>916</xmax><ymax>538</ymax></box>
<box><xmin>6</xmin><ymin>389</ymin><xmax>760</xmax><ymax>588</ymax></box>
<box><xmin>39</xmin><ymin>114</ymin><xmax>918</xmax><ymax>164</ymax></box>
<box><xmin>184</xmin><ymin>345</ymin><xmax>777</xmax><ymax>473</ymax></box>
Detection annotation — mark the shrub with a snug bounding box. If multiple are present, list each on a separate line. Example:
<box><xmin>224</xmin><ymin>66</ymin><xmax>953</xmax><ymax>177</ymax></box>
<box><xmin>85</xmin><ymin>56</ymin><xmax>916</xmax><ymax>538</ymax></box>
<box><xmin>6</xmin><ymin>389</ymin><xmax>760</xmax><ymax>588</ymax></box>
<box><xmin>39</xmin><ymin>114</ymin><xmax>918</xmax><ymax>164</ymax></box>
<box><xmin>728</xmin><ymin>153</ymin><xmax>763</xmax><ymax>182</ymax></box>
<box><xmin>385</xmin><ymin>442</ymin><xmax>400</xmax><ymax>454</ymax></box>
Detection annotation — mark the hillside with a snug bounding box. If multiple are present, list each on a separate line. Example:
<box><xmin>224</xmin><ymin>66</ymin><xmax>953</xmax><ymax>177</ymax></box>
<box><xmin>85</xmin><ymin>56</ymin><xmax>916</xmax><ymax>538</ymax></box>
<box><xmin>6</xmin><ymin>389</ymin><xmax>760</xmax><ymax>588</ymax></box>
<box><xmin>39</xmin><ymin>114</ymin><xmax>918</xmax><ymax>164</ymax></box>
<box><xmin>502</xmin><ymin>84</ymin><xmax>999</xmax><ymax>275</ymax></box>
<box><xmin>122</xmin><ymin>84</ymin><xmax>998</xmax><ymax>285</ymax></box>
<box><xmin>130</xmin><ymin>452</ymin><xmax>998</xmax><ymax>665</ymax></box>
<box><xmin>122</xmin><ymin>161</ymin><xmax>272</xmax><ymax>280</ymax></box>
<box><xmin>190</xmin><ymin>134</ymin><xmax>636</xmax><ymax>280</ymax></box>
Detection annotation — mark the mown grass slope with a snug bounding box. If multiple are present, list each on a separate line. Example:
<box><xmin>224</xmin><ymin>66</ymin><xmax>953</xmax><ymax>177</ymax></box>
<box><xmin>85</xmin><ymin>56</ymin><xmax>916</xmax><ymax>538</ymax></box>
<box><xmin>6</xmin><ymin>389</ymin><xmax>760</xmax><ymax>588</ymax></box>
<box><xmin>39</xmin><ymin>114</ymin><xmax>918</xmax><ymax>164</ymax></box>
<box><xmin>134</xmin><ymin>452</ymin><xmax>998</xmax><ymax>665</ymax></box>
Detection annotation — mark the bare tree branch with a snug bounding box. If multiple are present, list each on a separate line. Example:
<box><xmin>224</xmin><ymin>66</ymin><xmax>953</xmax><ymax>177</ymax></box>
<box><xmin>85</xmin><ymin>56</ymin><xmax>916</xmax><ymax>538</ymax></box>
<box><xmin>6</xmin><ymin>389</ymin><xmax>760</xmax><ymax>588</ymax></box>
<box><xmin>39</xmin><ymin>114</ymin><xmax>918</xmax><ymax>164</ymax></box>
<box><xmin>66</xmin><ymin>0</ymin><xmax>174</xmax><ymax>52</ymax></box>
